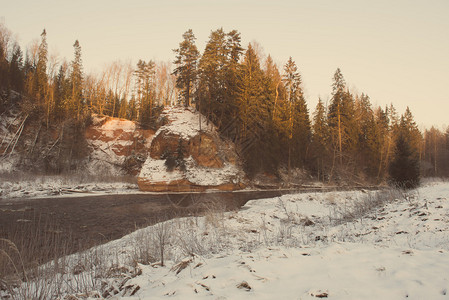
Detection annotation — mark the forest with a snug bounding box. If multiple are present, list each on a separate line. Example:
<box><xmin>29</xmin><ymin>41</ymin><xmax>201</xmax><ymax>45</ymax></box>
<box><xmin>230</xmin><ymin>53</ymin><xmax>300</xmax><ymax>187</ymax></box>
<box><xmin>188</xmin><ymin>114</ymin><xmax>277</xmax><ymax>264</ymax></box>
<box><xmin>1</xmin><ymin>23</ymin><xmax>448</xmax><ymax>184</ymax></box>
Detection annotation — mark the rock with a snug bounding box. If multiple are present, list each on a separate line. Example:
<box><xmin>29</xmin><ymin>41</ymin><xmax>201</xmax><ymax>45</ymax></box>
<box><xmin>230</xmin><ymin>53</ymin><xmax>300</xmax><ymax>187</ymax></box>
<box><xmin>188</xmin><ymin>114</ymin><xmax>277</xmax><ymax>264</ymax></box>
<box><xmin>138</xmin><ymin>107</ymin><xmax>245</xmax><ymax>192</ymax></box>
<box><xmin>85</xmin><ymin>115</ymin><xmax>155</xmax><ymax>175</ymax></box>
<box><xmin>236</xmin><ymin>281</ymin><xmax>252</xmax><ymax>291</ymax></box>
<box><xmin>149</xmin><ymin>130</ymin><xmax>183</xmax><ymax>159</ymax></box>
<box><xmin>189</xmin><ymin>133</ymin><xmax>223</xmax><ymax>168</ymax></box>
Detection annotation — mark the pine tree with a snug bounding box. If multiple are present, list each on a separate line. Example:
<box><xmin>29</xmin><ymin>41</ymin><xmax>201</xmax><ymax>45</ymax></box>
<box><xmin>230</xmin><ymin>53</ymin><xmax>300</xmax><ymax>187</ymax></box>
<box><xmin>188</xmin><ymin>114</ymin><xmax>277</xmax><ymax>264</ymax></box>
<box><xmin>173</xmin><ymin>29</ymin><xmax>199</xmax><ymax>107</ymax></box>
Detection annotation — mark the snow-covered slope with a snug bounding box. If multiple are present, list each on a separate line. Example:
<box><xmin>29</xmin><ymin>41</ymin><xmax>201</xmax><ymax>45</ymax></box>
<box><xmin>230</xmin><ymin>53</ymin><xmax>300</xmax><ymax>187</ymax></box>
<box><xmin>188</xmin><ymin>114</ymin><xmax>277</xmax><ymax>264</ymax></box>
<box><xmin>8</xmin><ymin>181</ymin><xmax>447</xmax><ymax>299</ymax></box>
<box><xmin>108</xmin><ymin>182</ymin><xmax>449</xmax><ymax>299</ymax></box>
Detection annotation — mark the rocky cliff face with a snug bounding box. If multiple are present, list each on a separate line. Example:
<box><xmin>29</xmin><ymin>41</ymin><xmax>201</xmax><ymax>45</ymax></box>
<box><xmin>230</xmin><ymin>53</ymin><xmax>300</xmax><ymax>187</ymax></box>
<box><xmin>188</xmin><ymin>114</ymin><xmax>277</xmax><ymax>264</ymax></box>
<box><xmin>1</xmin><ymin>107</ymin><xmax>245</xmax><ymax>192</ymax></box>
<box><xmin>137</xmin><ymin>107</ymin><xmax>245</xmax><ymax>192</ymax></box>
<box><xmin>85</xmin><ymin>116</ymin><xmax>155</xmax><ymax>176</ymax></box>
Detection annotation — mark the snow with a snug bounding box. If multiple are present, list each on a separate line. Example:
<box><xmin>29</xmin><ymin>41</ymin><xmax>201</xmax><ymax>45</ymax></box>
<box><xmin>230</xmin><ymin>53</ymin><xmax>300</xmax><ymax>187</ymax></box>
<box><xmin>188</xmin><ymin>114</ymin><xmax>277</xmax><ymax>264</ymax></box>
<box><xmin>113</xmin><ymin>182</ymin><xmax>449</xmax><ymax>299</ymax></box>
<box><xmin>139</xmin><ymin>158</ymin><xmax>184</xmax><ymax>182</ymax></box>
<box><xmin>139</xmin><ymin>156</ymin><xmax>243</xmax><ymax>186</ymax></box>
<box><xmin>129</xmin><ymin>244</ymin><xmax>449</xmax><ymax>300</ymax></box>
<box><xmin>184</xmin><ymin>157</ymin><xmax>242</xmax><ymax>186</ymax></box>
<box><xmin>0</xmin><ymin>113</ymin><xmax>21</xmax><ymax>173</ymax></box>
<box><xmin>101</xmin><ymin>118</ymin><xmax>136</xmax><ymax>132</ymax></box>
<box><xmin>156</xmin><ymin>106</ymin><xmax>215</xmax><ymax>139</ymax></box>
<box><xmin>0</xmin><ymin>175</ymin><xmax>139</xmax><ymax>199</ymax></box>
<box><xmin>7</xmin><ymin>180</ymin><xmax>448</xmax><ymax>299</ymax></box>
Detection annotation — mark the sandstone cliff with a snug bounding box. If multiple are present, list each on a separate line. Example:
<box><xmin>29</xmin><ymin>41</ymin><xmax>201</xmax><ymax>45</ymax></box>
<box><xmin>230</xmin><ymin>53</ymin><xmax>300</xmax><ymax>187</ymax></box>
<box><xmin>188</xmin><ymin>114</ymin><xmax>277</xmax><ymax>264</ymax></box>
<box><xmin>137</xmin><ymin>107</ymin><xmax>245</xmax><ymax>192</ymax></box>
<box><xmin>85</xmin><ymin>115</ymin><xmax>155</xmax><ymax>176</ymax></box>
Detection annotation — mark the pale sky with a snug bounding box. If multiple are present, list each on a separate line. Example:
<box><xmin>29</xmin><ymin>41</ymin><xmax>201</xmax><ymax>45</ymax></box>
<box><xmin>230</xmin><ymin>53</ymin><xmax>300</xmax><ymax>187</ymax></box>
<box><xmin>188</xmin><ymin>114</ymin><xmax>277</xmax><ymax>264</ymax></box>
<box><xmin>2</xmin><ymin>0</ymin><xmax>448</xmax><ymax>129</ymax></box>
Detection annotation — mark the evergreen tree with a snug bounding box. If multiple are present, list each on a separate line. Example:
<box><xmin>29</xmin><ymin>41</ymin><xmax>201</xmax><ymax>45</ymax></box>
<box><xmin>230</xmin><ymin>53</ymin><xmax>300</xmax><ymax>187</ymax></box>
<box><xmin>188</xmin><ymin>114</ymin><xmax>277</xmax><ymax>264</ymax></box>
<box><xmin>327</xmin><ymin>68</ymin><xmax>357</xmax><ymax>166</ymax></box>
<box><xmin>173</xmin><ymin>29</ymin><xmax>199</xmax><ymax>107</ymax></box>
<box><xmin>197</xmin><ymin>28</ymin><xmax>243</xmax><ymax>130</ymax></box>
<box><xmin>374</xmin><ymin>106</ymin><xmax>390</xmax><ymax>179</ymax></box>
<box><xmin>0</xmin><ymin>24</ymin><xmax>10</xmax><ymax>91</ymax></box>
<box><xmin>134</xmin><ymin>59</ymin><xmax>156</xmax><ymax>127</ymax></box>
<box><xmin>235</xmin><ymin>44</ymin><xmax>268</xmax><ymax>175</ymax></box>
<box><xmin>282</xmin><ymin>57</ymin><xmax>311</xmax><ymax>170</ymax></box>
<box><xmin>9</xmin><ymin>43</ymin><xmax>24</xmax><ymax>92</ymax></box>
<box><xmin>53</xmin><ymin>62</ymin><xmax>70</xmax><ymax>120</ymax></box>
<box><xmin>389</xmin><ymin>133</ymin><xmax>420</xmax><ymax>189</ymax></box>
<box><xmin>36</xmin><ymin>29</ymin><xmax>48</xmax><ymax>110</ymax></box>
<box><xmin>355</xmin><ymin>93</ymin><xmax>379</xmax><ymax>177</ymax></box>
<box><xmin>311</xmin><ymin>98</ymin><xmax>330</xmax><ymax>180</ymax></box>
<box><xmin>71</xmin><ymin>40</ymin><xmax>83</xmax><ymax>120</ymax></box>
<box><xmin>400</xmin><ymin>106</ymin><xmax>422</xmax><ymax>157</ymax></box>
<box><xmin>237</xmin><ymin>44</ymin><xmax>265</xmax><ymax>139</ymax></box>
<box><xmin>264</xmin><ymin>55</ymin><xmax>283</xmax><ymax>122</ymax></box>
<box><xmin>222</xmin><ymin>29</ymin><xmax>244</xmax><ymax>131</ymax></box>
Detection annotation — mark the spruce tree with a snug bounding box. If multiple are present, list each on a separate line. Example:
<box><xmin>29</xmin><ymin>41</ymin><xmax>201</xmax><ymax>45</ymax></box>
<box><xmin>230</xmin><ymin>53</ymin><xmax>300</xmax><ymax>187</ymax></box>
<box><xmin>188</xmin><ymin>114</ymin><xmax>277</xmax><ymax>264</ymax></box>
<box><xmin>311</xmin><ymin>98</ymin><xmax>330</xmax><ymax>180</ymax></box>
<box><xmin>9</xmin><ymin>43</ymin><xmax>24</xmax><ymax>92</ymax></box>
<box><xmin>134</xmin><ymin>59</ymin><xmax>156</xmax><ymax>127</ymax></box>
<box><xmin>173</xmin><ymin>29</ymin><xmax>199</xmax><ymax>107</ymax></box>
<box><xmin>389</xmin><ymin>133</ymin><xmax>420</xmax><ymax>189</ymax></box>
<box><xmin>235</xmin><ymin>44</ymin><xmax>267</xmax><ymax>175</ymax></box>
<box><xmin>374</xmin><ymin>106</ymin><xmax>390</xmax><ymax>179</ymax></box>
<box><xmin>53</xmin><ymin>63</ymin><xmax>70</xmax><ymax>121</ymax></box>
<box><xmin>36</xmin><ymin>29</ymin><xmax>48</xmax><ymax>110</ymax></box>
<box><xmin>71</xmin><ymin>40</ymin><xmax>83</xmax><ymax>120</ymax></box>
<box><xmin>0</xmin><ymin>24</ymin><xmax>9</xmax><ymax>91</ymax></box>
<box><xmin>282</xmin><ymin>57</ymin><xmax>311</xmax><ymax>170</ymax></box>
<box><xmin>197</xmin><ymin>29</ymin><xmax>243</xmax><ymax>130</ymax></box>
<box><xmin>355</xmin><ymin>93</ymin><xmax>380</xmax><ymax>177</ymax></box>
<box><xmin>327</xmin><ymin>68</ymin><xmax>357</xmax><ymax>166</ymax></box>
<box><xmin>400</xmin><ymin>107</ymin><xmax>422</xmax><ymax>156</ymax></box>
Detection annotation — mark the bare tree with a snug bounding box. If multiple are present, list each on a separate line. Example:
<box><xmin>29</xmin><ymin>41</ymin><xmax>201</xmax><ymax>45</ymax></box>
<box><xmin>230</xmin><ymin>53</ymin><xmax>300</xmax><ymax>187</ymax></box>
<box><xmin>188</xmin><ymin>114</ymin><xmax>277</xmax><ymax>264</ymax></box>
<box><xmin>152</xmin><ymin>220</ymin><xmax>171</xmax><ymax>267</ymax></box>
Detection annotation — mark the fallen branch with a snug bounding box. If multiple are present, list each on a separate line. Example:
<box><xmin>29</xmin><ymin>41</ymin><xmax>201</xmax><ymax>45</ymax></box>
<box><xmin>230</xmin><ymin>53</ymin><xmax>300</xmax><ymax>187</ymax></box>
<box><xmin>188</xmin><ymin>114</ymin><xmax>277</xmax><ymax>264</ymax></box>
<box><xmin>29</xmin><ymin>124</ymin><xmax>42</xmax><ymax>155</ymax></box>
<box><xmin>5</xmin><ymin>115</ymin><xmax>28</xmax><ymax>158</ymax></box>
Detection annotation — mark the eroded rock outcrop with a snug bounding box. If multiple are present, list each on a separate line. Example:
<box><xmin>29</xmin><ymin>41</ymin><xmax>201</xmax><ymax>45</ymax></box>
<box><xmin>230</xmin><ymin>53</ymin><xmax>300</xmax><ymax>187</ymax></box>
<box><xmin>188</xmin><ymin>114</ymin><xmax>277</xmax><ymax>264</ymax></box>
<box><xmin>138</xmin><ymin>107</ymin><xmax>245</xmax><ymax>192</ymax></box>
<box><xmin>85</xmin><ymin>116</ymin><xmax>155</xmax><ymax>176</ymax></box>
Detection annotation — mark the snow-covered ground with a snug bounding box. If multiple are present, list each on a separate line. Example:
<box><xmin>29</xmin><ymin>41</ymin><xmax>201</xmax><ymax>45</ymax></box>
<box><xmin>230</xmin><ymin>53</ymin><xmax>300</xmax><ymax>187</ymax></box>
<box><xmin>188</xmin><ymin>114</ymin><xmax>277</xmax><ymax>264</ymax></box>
<box><xmin>0</xmin><ymin>175</ymin><xmax>138</xmax><ymax>199</ymax></box>
<box><xmin>3</xmin><ymin>180</ymin><xmax>448</xmax><ymax>299</ymax></box>
<box><xmin>111</xmin><ymin>182</ymin><xmax>449</xmax><ymax>299</ymax></box>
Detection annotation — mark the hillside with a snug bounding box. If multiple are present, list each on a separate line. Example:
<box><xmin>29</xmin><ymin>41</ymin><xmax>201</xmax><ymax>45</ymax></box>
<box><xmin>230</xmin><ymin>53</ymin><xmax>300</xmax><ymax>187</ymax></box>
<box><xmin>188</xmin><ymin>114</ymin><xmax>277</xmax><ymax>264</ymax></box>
<box><xmin>0</xmin><ymin>105</ymin><xmax>247</xmax><ymax>196</ymax></box>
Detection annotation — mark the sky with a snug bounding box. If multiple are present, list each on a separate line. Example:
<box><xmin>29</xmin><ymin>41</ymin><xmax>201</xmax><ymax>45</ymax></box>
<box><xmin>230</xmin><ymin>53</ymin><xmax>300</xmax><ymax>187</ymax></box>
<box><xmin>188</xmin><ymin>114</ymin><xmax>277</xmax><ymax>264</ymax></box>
<box><xmin>2</xmin><ymin>0</ymin><xmax>449</xmax><ymax>129</ymax></box>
